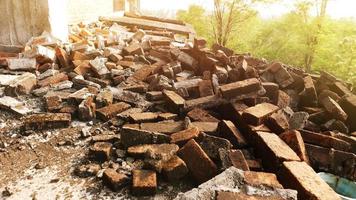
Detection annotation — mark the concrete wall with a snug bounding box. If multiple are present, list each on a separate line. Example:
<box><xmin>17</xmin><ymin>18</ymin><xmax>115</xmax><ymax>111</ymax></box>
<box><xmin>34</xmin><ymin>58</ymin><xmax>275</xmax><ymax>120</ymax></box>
<box><xmin>0</xmin><ymin>0</ymin><xmax>139</xmax><ymax>49</ymax></box>
<box><xmin>0</xmin><ymin>0</ymin><xmax>51</xmax><ymax>47</ymax></box>
<box><xmin>67</xmin><ymin>0</ymin><xmax>115</xmax><ymax>24</ymax></box>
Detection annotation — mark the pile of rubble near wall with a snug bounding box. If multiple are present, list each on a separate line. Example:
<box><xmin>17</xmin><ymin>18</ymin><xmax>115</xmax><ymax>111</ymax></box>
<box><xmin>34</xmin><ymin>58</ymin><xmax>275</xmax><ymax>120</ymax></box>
<box><xmin>0</xmin><ymin>13</ymin><xmax>355</xmax><ymax>199</ymax></box>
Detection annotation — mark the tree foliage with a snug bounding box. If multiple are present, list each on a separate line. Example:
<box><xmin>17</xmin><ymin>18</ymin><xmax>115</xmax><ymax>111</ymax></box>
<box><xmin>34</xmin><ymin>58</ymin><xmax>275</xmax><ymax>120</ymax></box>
<box><xmin>176</xmin><ymin>2</ymin><xmax>356</xmax><ymax>85</ymax></box>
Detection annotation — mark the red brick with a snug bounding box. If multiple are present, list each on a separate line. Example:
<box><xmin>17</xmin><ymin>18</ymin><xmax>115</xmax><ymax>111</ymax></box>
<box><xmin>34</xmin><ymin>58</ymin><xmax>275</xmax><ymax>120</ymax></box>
<box><xmin>340</xmin><ymin>95</ymin><xmax>356</xmax><ymax>131</ymax></box>
<box><xmin>217</xmin><ymin>191</ymin><xmax>286</xmax><ymax>200</ymax></box>
<box><xmin>198</xmin><ymin>80</ymin><xmax>214</xmax><ymax>97</ymax></box>
<box><xmin>300</xmin><ymin>76</ymin><xmax>318</xmax><ymax>107</ymax></box>
<box><xmin>219</xmin><ymin>120</ymin><xmax>247</xmax><ymax>148</ymax></box>
<box><xmin>102</xmin><ymin>169</ymin><xmax>129</xmax><ymax>191</ymax></box>
<box><xmin>132</xmin><ymin>170</ymin><xmax>157</xmax><ymax>196</ymax></box>
<box><xmin>321</xmin><ymin>97</ymin><xmax>348</xmax><ymax>121</ymax></box>
<box><xmin>55</xmin><ymin>47</ymin><xmax>70</xmax><ymax>68</ymax></box>
<box><xmin>265</xmin><ymin>112</ymin><xmax>289</xmax><ymax>134</ymax></box>
<box><xmin>242</xmin><ymin>103</ymin><xmax>279</xmax><ymax>126</ymax></box>
<box><xmin>163</xmin><ymin>90</ymin><xmax>185</xmax><ymax>113</ymax></box>
<box><xmin>37</xmin><ymin>72</ymin><xmax>68</xmax><ymax>87</ymax></box>
<box><xmin>124</xmin><ymin>43</ymin><xmax>144</xmax><ymax>56</ymax></box>
<box><xmin>279</xmin><ymin>130</ymin><xmax>309</xmax><ymax>164</ymax></box>
<box><xmin>177</xmin><ymin>139</ymin><xmax>218</xmax><ymax>183</ymax></box>
<box><xmin>22</xmin><ymin>113</ymin><xmax>71</xmax><ymax>130</ymax></box>
<box><xmin>171</xmin><ymin>127</ymin><xmax>200</xmax><ymax>146</ymax></box>
<box><xmin>254</xmin><ymin>131</ymin><xmax>300</xmax><ymax>169</ymax></box>
<box><xmin>89</xmin><ymin>142</ymin><xmax>112</xmax><ymax>161</ymax></box>
<box><xmin>187</xmin><ymin>108</ymin><xmax>219</xmax><ymax>122</ymax></box>
<box><xmin>244</xmin><ymin>171</ymin><xmax>283</xmax><ymax>189</ymax></box>
<box><xmin>96</xmin><ymin>102</ymin><xmax>131</xmax><ymax>121</ymax></box>
<box><xmin>219</xmin><ymin>78</ymin><xmax>262</xmax><ymax>99</ymax></box>
<box><xmin>162</xmin><ymin>156</ymin><xmax>188</xmax><ymax>181</ymax></box>
<box><xmin>279</xmin><ymin>161</ymin><xmax>340</xmax><ymax>200</ymax></box>
<box><xmin>300</xmin><ymin>130</ymin><xmax>351</xmax><ymax>152</ymax></box>
<box><xmin>228</xmin><ymin>150</ymin><xmax>249</xmax><ymax>171</ymax></box>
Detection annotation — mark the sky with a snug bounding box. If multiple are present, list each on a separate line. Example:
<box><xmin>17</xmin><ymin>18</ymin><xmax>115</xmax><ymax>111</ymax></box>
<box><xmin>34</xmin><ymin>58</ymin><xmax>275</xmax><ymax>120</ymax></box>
<box><xmin>140</xmin><ymin>0</ymin><xmax>356</xmax><ymax>19</ymax></box>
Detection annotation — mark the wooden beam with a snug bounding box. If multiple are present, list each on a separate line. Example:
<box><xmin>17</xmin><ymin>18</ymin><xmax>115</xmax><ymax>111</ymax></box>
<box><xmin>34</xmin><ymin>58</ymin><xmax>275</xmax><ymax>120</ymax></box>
<box><xmin>99</xmin><ymin>16</ymin><xmax>195</xmax><ymax>36</ymax></box>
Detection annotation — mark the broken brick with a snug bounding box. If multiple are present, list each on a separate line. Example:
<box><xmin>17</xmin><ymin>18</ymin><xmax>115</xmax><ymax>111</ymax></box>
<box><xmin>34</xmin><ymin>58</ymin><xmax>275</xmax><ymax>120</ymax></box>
<box><xmin>163</xmin><ymin>90</ymin><xmax>185</xmax><ymax>113</ymax></box>
<box><xmin>244</xmin><ymin>171</ymin><xmax>283</xmax><ymax>189</ymax></box>
<box><xmin>265</xmin><ymin>112</ymin><xmax>289</xmax><ymax>134</ymax></box>
<box><xmin>102</xmin><ymin>169</ymin><xmax>129</xmax><ymax>191</ymax></box>
<box><xmin>22</xmin><ymin>113</ymin><xmax>71</xmax><ymax>130</ymax></box>
<box><xmin>89</xmin><ymin>142</ymin><xmax>112</xmax><ymax>161</ymax></box>
<box><xmin>242</xmin><ymin>103</ymin><xmax>279</xmax><ymax>126</ymax></box>
<box><xmin>177</xmin><ymin>139</ymin><xmax>218</xmax><ymax>183</ymax></box>
<box><xmin>161</xmin><ymin>156</ymin><xmax>188</xmax><ymax>181</ymax></box>
<box><xmin>279</xmin><ymin>130</ymin><xmax>309</xmax><ymax>163</ymax></box>
<box><xmin>132</xmin><ymin>170</ymin><xmax>157</xmax><ymax>196</ymax></box>
<box><xmin>170</xmin><ymin>127</ymin><xmax>200</xmax><ymax>146</ymax></box>
<box><xmin>7</xmin><ymin>58</ymin><xmax>37</xmax><ymax>71</ymax></box>
<box><xmin>187</xmin><ymin>108</ymin><xmax>219</xmax><ymax>122</ymax></box>
<box><xmin>219</xmin><ymin>78</ymin><xmax>263</xmax><ymax>99</ymax></box>
<box><xmin>96</xmin><ymin>102</ymin><xmax>131</xmax><ymax>121</ymax></box>
<box><xmin>5</xmin><ymin>72</ymin><xmax>37</xmax><ymax>96</ymax></box>
<box><xmin>321</xmin><ymin>97</ymin><xmax>348</xmax><ymax>121</ymax></box>
<box><xmin>278</xmin><ymin>161</ymin><xmax>340</xmax><ymax>200</ymax></box>
<box><xmin>219</xmin><ymin>120</ymin><xmax>247</xmax><ymax>148</ymax></box>
<box><xmin>253</xmin><ymin>131</ymin><xmax>300</xmax><ymax>169</ymax></box>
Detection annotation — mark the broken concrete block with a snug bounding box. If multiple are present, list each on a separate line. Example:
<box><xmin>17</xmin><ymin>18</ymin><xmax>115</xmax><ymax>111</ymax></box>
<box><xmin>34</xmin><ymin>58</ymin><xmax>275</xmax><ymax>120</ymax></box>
<box><xmin>89</xmin><ymin>142</ymin><xmax>112</xmax><ymax>161</ymax></box>
<box><xmin>218</xmin><ymin>120</ymin><xmax>247</xmax><ymax>148</ymax></box>
<box><xmin>121</xmin><ymin>127</ymin><xmax>171</xmax><ymax>148</ymax></box>
<box><xmin>7</xmin><ymin>58</ymin><xmax>37</xmax><ymax>71</ymax></box>
<box><xmin>96</xmin><ymin>102</ymin><xmax>131</xmax><ymax>121</ymax></box>
<box><xmin>279</xmin><ymin>130</ymin><xmax>309</xmax><ymax>163</ymax></box>
<box><xmin>0</xmin><ymin>96</ymin><xmax>32</xmax><ymax>115</ymax></box>
<box><xmin>177</xmin><ymin>139</ymin><xmax>218</xmax><ymax>183</ymax></box>
<box><xmin>187</xmin><ymin>108</ymin><xmax>219</xmax><ymax>122</ymax></box>
<box><xmin>288</xmin><ymin>112</ymin><xmax>309</xmax><ymax>130</ymax></box>
<box><xmin>321</xmin><ymin>97</ymin><xmax>348</xmax><ymax>121</ymax></box>
<box><xmin>89</xmin><ymin>57</ymin><xmax>110</xmax><ymax>77</ymax></box>
<box><xmin>22</xmin><ymin>113</ymin><xmax>71</xmax><ymax>130</ymax></box>
<box><xmin>242</xmin><ymin>103</ymin><xmax>279</xmax><ymax>126</ymax></box>
<box><xmin>278</xmin><ymin>161</ymin><xmax>340</xmax><ymax>200</ymax></box>
<box><xmin>253</xmin><ymin>131</ymin><xmax>300</xmax><ymax>169</ymax></box>
<box><xmin>132</xmin><ymin>170</ymin><xmax>157</xmax><ymax>196</ymax></box>
<box><xmin>219</xmin><ymin>78</ymin><xmax>263</xmax><ymax>99</ymax></box>
<box><xmin>162</xmin><ymin>156</ymin><xmax>188</xmax><ymax>181</ymax></box>
<box><xmin>199</xmin><ymin>134</ymin><xmax>232</xmax><ymax>160</ymax></box>
<box><xmin>25</xmin><ymin>45</ymin><xmax>56</xmax><ymax>64</ymax></box>
<box><xmin>4</xmin><ymin>72</ymin><xmax>37</xmax><ymax>96</ymax></box>
<box><xmin>170</xmin><ymin>127</ymin><xmax>200</xmax><ymax>146</ymax></box>
<box><xmin>102</xmin><ymin>169</ymin><xmax>129</xmax><ymax>191</ymax></box>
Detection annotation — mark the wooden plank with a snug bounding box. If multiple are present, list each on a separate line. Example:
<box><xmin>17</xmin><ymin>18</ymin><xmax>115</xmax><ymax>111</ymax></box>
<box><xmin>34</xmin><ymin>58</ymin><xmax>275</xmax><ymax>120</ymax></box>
<box><xmin>124</xmin><ymin>12</ymin><xmax>186</xmax><ymax>26</ymax></box>
<box><xmin>99</xmin><ymin>16</ymin><xmax>195</xmax><ymax>36</ymax></box>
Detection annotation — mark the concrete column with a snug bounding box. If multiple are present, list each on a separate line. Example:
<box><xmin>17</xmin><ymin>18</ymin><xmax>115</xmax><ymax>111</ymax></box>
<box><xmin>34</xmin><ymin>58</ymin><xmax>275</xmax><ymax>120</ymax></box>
<box><xmin>0</xmin><ymin>0</ymin><xmax>68</xmax><ymax>50</ymax></box>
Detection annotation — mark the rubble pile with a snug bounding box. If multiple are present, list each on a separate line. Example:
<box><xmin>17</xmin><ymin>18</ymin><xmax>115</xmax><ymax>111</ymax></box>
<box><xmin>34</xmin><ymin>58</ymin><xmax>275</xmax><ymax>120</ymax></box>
<box><xmin>0</xmin><ymin>13</ymin><xmax>355</xmax><ymax>199</ymax></box>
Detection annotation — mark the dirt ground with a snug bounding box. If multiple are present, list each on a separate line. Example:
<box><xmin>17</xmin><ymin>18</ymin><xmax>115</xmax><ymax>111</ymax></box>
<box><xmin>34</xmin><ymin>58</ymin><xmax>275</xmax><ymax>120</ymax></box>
<box><xmin>0</xmin><ymin>108</ymin><xmax>194</xmax><ymax>200</ymax></box>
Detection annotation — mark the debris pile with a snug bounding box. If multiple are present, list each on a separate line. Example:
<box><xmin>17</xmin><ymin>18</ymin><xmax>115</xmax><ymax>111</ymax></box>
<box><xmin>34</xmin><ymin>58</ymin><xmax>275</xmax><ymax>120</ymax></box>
<box><xmin>0</xmin><ymin>13</ymin><xmax>355</xmax><ymax>199</ymax></box>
